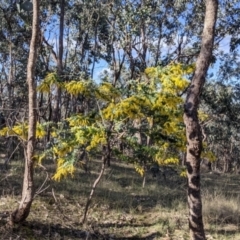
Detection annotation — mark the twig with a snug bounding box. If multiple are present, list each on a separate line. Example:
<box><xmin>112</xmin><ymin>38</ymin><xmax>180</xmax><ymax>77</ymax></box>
<box><xmin>4</xmin><ymin>142</ymin><xmax>21</xmax><ymax>166</ymax></box>
<box><xmin>33</xmin><ymin>172</ymin><xmax>50</xmax><ymax>199</ymax></box>
<box><xmin>0</xmin><ymin>174</ymin><xmax>12</xmax><ymax>182</ymax></box>
<box><xmin>51</xmin><ymin>188</ymin><xmax>58</xmax><ymax>203</ymax></box>
<box><xmin>96</xmin><ymin>100</ymin><xmax>106</xmax><ymax>127</ymax></box>
<box><xmin>82</xmin><ymin>155</ymin><xmax>107</xmax><ymax>224</ymax></box>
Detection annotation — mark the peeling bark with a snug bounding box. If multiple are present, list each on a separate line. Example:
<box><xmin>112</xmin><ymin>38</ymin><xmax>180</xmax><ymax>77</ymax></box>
<box><xmin>183</xmin><ymin>1</ymin><xmax>218</xmax><ymax>239</ymax></box>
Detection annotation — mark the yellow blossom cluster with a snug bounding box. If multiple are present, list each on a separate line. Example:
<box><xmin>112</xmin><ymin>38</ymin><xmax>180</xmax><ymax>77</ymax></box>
<box><xmin>52</xmin><ymin>159</ymin><xmax>75</xmax><ymax>181</ymax></box>
<box><xmin>36</xmin><ymin>123</ymin><xmax>47</xmax><ymax>138</ymax></box>
<box><xmin>69</xmin><ymin>125</ymin><xmax>107</xmax><ymax>151</ymax></box>
<box><xmin>96</xmin><ymin>82</ymin><xmax>121</xmax><ymax>102</ymax></box>
<box><xmin>37</xmin><ymin>72</ymin><xmax>61</xmax><ymax>93</ymax></box>
<box><xmin>67</xmin><ymin>114</ymin><xmax>90</xmax><ymax>127</ymax></box>
<box><xmin>155</xmin><ymin>155</ymin><xmax>179</xmax><ymax>165</ymax></box>
<box><xmin>135</xmin><ymin>164</ymin><xmax>145</xmax><ymax>177</ymax></box>
<box><xmin>65</xmin><ymin>81</ymin><xmax>92</xmax><ymax>96</ymax></box>
<box><xmin>86</xmin><ymin>130</ymin><xmax>107</xmax><ymax>151</ymax></box>
<box><xmin>102</xmin><ymin>95</ymin><xmax>151</xmax><ymax>120</ymax></box>
<box><xmin>45</xmin><ymin>63</ymin><xmax>202</xmax><ymax>181</ymax></box>
<box><xmin>0</xmin><ymin>122</ymin><xmax>46</xmax><ymax>140</ymax></box>
<box><xmin>180</xmin><ymin>169</ymin><xmax>188</xmax><ymax>178</ymax></box>
<box><xmin>145</xmin><ymin>63</ymin><xmax>193</xmax><ymax>94</ymax></box>
<box><xmin>53</xmin><ymin>141</ymin><xmax>74</xmax><ymax>158</ymax></box>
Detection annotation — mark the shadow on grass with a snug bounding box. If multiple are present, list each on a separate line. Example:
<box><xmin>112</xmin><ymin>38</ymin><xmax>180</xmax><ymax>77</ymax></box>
<box><xmin>0</xmin><ymin>162</ymin><xmax>186</xmax><ymax>214</ymax></box>
<box><xmin>0</xmin><ymin>220</ymin><xmax>87</xmax><ymax>240</ymax></box>
<box><xmin>0</xmin><ymin>159</ymin><xmax>186</xmax><ymax>239</ymax></box>
<box><xmin>50</xmin><ymin>175</ymin><xmax>186</xmax><ymax>211</ymax></box>
<box><xmin>111</xmin><ymin>233</ymin><xmax>161</xmax><ymax>240</ymax></box>
<box><xmin>0</xmin><ymin>219</ymin><xmax>161</xmax><ymax>240</ymax></box>
<box><xmin>207</xmin><ymin>228</ymin><xmax>240</xmax><ymax>237</ymax></box>
<box><xmin>97</xmin><ymin>221</ymin><xmax>159</xmax><ymax>228</ymax></box>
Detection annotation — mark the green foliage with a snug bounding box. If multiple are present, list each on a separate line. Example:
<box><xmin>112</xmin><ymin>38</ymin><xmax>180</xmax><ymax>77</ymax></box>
<box><xmin>1</xmin><ymin>63</ymin><xmax>217</xmax><ymax>179</ymax></box>
<box><xmin>200</xmin><ymin>82</ymin><xmax>240</xmax><ymax>171</ymax></box>
<box><xmin>44</xmin><ymin>63</ymin><xmax>196</xmax><ymax>180</ymax></box>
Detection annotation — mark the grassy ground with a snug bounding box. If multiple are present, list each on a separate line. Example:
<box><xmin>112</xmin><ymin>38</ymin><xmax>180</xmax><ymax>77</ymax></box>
<box><xmin>0</xmin><ymin>156</ymin><xmax>240</xmax><ymax>239</ymax></box>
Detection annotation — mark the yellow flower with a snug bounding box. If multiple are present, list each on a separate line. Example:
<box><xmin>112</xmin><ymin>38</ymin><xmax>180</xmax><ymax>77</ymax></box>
<box><xmin>135</xmin><ymin>164</ymin><xmax>145</xmax><ymax>177</ymax></box>
<box><xmin>180</xmin><ymin>169</ymin><xmax>187</xmax><ymax>178</ymax></box>
<box><xmin>52</xmin><ymin>160</ymin><xmax>76</xmax><ymax>181</ymax></box>
<box><xmin>0</xmin><ymin>127</ymin><xmax>10</xmax><ymax>136</ymax></box>
<box><xmin>37</xmin><ymin>72</ymin><xmax>61</xmax><ymax>93</ymax></box>
<box><xmin>12</xmin><ymin>122</ymin><xmax>28</xmax><ymax>140</ymax></box>
<box><xmin>36</xmin><ymin>123</ymin><xmax>46</xmax><ymax>139</ymax></box>
<box><xmin>65</xmin><ymin>81</ymin><xmax>90</xmax><ymax>96</ymax></box>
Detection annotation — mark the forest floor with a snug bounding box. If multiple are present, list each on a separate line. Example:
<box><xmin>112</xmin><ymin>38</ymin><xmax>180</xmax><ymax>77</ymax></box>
<box><xmin>0</xmin><ymin>156</ymin><xmax>240</xmax><ymax>239</ymax></box>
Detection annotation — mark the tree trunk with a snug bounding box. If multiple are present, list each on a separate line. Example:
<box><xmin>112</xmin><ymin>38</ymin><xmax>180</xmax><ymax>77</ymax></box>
<box><xmin>183</xmin><ymin>1</ymin><xmax>218</xmax><ymax>239</ymax></box>
<box><xmin>52</xmin><ymin>0</ymin><xmax>65</xmax><ymax>123</ymax></box>
<box><xmin>10</xmin><ymin>0</ymin><xmax>40</xmax><ymax>224</ymax></box>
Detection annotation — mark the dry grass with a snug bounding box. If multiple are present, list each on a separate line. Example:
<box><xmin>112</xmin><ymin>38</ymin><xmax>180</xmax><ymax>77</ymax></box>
<box><xmin>0</xmin><ymin>159</ymin><xmax>240</xmax><ymax>239</ymax></box>
<box><xmin>203</xmin><ymin>192</ymin><xmax>240</xmax><ymax>225</ymax></box>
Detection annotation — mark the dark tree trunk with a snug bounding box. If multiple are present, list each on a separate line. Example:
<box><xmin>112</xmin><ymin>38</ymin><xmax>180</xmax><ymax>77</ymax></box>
<box><xmin>10</xmin><ymin>0</ymin><xmax>40</xmax><ymax>224</ymax></box>
<box><xmin>183</xmin><ymin>1</ymin><xmax>218</xmax><ymax>239</ymax></box>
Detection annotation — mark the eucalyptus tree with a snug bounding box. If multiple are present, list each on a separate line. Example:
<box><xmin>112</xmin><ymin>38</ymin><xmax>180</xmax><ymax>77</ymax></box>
<box><xmin>0</xmin><ymin>1</ymin><xmax>31</xmax><ymax>112</ymax></box>
<box><xmin>33</xmin><ymin>0</ymin><xmax>221</xmax><ymax>120</ymax></box>
<box><xmin>10</xmin><ymin>0</ymin><xmax>40</xmax><ymax>224</ymax></box>
<box><xmin>100</xmin><ymin>0</ymin><xmax>199</xmax><ymax>83</ymax></box>
<box><xmin>35</xmin><ymin>0</ymin><xmax>111</xmax><ymax>120</ymax></box>
<box><xmin>183</xmin><ymin>0</ymin><xmax>218</xmax><ymax>239</ymax></box>
<box><xmin>198</xmin><ymin>0</ymin><xmax>240</xmax><ymax>174</ymax></box>
<box><xmin>200</xmin><ymin>82</ymin><xmax>240</xmax><ymax>173</ymax></box>
<box><xmin>0</xmin><ymin>1</ymin><xmax>35</xmax><ymax>160</ymax></box>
